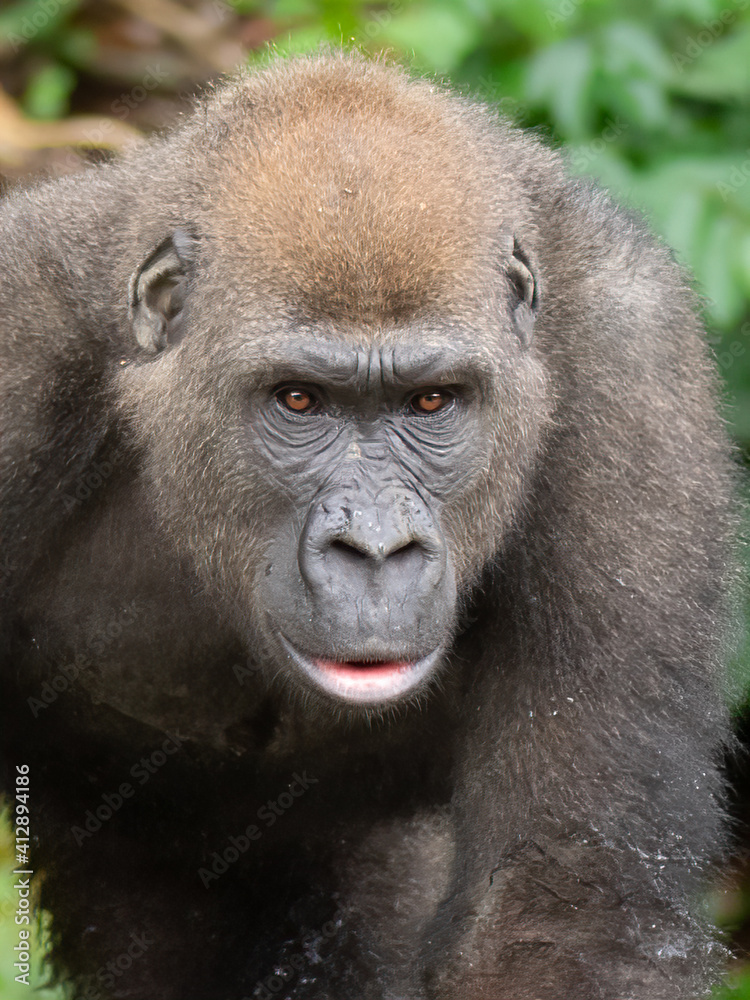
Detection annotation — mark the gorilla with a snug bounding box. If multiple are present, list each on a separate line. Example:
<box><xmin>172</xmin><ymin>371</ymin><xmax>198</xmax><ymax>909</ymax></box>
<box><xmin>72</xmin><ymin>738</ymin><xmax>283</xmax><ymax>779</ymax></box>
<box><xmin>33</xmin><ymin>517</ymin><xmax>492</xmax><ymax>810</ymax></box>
<box><xmin>0</xmin><ymin>51</ymin><xmax>739</xmax><ymax>1000</ymax></box>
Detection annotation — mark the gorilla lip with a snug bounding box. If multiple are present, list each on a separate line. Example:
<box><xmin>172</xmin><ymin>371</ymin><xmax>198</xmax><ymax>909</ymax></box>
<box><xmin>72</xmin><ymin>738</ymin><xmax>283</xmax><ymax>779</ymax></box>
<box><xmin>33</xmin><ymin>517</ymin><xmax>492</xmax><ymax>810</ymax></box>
<box><xmin>280</xmin><ymin>637</ymin><xmax>441</xmax><ymax>704</ymax></box>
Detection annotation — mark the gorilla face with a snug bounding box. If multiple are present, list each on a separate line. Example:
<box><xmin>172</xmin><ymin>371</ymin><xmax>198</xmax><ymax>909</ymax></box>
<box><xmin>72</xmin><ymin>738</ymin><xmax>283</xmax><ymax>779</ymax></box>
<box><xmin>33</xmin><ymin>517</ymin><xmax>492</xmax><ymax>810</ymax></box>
<box><xmin>115</xmin><ymin>215</ymin><xmax>548</xmax><ymax>714</ymax></box>
<box><xmin>121</xmin><ymin>319</ymin><xmax>547</xmax><ymax>714</ymax></box>
<box><xmin>241</xmin><ymin>330</ymin><xmax>541</xmax><ymax>708</ymax></box>
<box><xmin>251</xmin><ymin>341</ymin><xmax>468</xmax><ymax>706</ymax></box>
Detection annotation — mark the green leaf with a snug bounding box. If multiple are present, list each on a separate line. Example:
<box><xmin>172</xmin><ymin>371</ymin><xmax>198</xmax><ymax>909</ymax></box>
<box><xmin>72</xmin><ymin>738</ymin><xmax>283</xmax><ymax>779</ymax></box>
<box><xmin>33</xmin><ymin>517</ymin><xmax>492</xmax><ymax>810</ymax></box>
<box><xmin>715</xmin><ymin>154</ymin><xmax>750</xmax><ymax>211</ymax></box>
<box><xmin>599</xmin><ymin>20</ymin><xmax>672</xmax><ymax>80</ymax></box>
<box><xmin>656</xmin><ymin>0</ymin><xmax>726</xmax><ymax>17</ymax></box>
<box><xmin>602</xmin><ymin>157</ymin><xmax>749</xmax><ymax>328</ymax></box>
<box><xmin>659</xmin><ymin>187</ymin><xmax>709</xmax><ymax>261</ymax></box>
<box><xmin>482</xmin><ymin>0</ymin><xmax>565</xmax><ymax>41</ymax></box>
<box><xmin>22</xmin><ymin>63</ymin><xmax>76</xmax><ymax>121</ymax></box>
<box><xmin>593</xmin><ymin>22</ymin><xmax>672</xmax><ymax>128</ymax></box>
<box><xmin>232</xmin><ymin>0</ymin><xmax>264</xmax><ymax>12</ymax></box>
<box><xmin>55</xmin><ymin>28</ymin><xmax>96</xmax><ymax>69</ymax></box>
<box><xmin>738</xmin><ymin>232</ymin><xmax>750</xmax><ymax>297</ymax></box>
<box><xmin>613</xmin><ymin>75</ymin><xmax>671</xmax><ymax>128</ymax></box>
<box><xmin>698</xmin><ymin>213</ymin><xmax>745</xmax><ymax>326</ymax></box>
<box><xmin>263</xmin><ymin>24</ymin><xmax>331</xmax><ymax>56</ymax></box>
<box><xmin>379</xmin><ymin>3</ymin><xmax>483</xmax><ymax>74</ymax></box>
<box><xmin>525</xmin><ymin>37</ymin><xmax>595</xmax><ymax>138</ymax></box>
<box><xmin>0</xmin><ymin>0</ymin><xmax>82</xmax><ymax>46</ymax></box>
<box><xmin>317</xmin><ymin>0</ymin><xmax>362</xmax><ymax>37</ymax></box>
<box><xmin>272</xmin><ymin>0</ymin><xmax>319</xmax><ymax>16</ymax></box>
<box><xmin>671</xmin><ymin>24</ymin><xmax>750</xmax><ymax>99</ymax></box>
<box><xmin>566</xmin><ymin>144</ymin><xmax>634</xmax><ymax>192</ymax></box>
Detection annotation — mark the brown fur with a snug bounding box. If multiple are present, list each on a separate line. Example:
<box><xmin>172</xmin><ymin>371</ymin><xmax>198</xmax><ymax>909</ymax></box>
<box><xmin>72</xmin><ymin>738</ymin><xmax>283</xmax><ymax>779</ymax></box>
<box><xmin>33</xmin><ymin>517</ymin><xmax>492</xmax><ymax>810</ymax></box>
<box><xmin>209</xmin><ymin>56</ymin><xmax>514</xmax><ymax>320</ymax></box>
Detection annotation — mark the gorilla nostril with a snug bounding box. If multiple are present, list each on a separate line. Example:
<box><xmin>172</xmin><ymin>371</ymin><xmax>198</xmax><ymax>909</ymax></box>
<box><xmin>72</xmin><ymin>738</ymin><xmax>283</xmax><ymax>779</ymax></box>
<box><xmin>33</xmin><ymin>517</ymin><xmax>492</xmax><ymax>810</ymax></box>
<box><xmin>388</xmin><ymin>540</ymin><xmax>420</xmax><ymax>562</ymax></box>
<box><xmin>329</xmin><ymin>538</ymin><xmax>369</xmax><ymax>560</ymax></box>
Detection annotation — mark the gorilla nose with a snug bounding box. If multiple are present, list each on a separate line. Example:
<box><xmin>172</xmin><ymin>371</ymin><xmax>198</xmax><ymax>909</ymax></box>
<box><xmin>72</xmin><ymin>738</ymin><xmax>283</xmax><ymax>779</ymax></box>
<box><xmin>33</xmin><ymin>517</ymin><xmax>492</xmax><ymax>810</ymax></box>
<box><xmin>299</xmin><ymin>486</ymin><xmax>446</xmax><ymax>598</ymax></box>
<box><xmin>329</xmin><ymin>525</ymin><xmax>421</xmax><ymax>563</ymax></box>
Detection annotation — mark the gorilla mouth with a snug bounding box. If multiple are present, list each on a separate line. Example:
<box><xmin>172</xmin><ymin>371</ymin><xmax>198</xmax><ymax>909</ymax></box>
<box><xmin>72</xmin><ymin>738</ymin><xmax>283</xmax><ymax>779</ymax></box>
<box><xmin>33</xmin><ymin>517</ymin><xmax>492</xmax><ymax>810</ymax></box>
<box><xmin>280</xmin><ymin>637</ymin><xmax>442</xmax><ymax>704</ymax></box>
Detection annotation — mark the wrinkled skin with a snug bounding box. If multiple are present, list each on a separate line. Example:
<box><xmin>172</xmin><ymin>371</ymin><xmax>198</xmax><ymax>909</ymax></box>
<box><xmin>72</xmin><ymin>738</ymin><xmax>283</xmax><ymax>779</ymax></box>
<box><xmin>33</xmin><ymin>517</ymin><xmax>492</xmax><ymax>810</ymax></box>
<box><xmin>0</xmin><ymin>52</ymin><xmax>739</xmax><ymax>1000</ymax></box>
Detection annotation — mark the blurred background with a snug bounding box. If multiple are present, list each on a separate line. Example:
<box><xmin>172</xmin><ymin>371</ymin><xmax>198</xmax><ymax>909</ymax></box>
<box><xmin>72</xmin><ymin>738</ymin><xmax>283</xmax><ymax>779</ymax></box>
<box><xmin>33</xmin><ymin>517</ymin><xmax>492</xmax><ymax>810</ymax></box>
<box><xmin>0</xmin><ymin>0</ymin><xmax>749</xmax><ymax>996</ymax></box>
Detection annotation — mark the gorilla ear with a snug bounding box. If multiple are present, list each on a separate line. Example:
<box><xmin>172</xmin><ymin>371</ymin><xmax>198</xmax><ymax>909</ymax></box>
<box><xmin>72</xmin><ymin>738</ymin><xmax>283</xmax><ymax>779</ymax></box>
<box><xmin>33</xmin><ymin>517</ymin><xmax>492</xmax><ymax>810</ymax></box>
<box><xmin>130</xmin><ymin>230</ymin><xmax>197</xmax><ymax>354</ymax></box>
<box><xmin>506</xmin><ymin>238</ymin><xmax>540</xmax><ymax>349</ymax></box>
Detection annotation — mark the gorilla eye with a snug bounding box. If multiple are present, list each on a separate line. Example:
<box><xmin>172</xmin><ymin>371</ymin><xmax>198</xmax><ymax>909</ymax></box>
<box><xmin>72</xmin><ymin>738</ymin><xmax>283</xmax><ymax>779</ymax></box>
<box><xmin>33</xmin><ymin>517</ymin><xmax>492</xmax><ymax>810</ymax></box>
<box><xmin>277</xmin><ymin>387</ymin><xmax>319</xmax><ymax>414</ymax></box>
<box><xmin>410</xmin><ymin>389</ymin><xmax>451</xmax><ymax>414</ymax></box>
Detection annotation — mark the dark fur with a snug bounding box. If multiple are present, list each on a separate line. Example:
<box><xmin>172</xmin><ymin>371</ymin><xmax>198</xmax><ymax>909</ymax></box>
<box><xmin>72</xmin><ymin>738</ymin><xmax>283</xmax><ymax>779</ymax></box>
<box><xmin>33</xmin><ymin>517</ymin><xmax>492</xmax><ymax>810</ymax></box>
<box><xmin>0</xmin><ymin>52</ymin><xmax>739</xmax><ymax>1000</ymax></box>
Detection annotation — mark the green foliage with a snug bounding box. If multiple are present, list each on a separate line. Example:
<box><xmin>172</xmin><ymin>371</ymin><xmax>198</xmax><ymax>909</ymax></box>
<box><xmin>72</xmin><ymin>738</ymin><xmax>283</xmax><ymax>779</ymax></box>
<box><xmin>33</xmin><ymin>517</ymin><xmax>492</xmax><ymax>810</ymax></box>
<box><xmin>0</xmin><ymin>0</ymin><xmax>93</xmax><ymax>65</ymax></box>
<box><xmin>712</xmin><ymin>967</ymin><xmax>750</xmax><ymax>999</ymax></box>
<box><xmin>22</xmin><ymin>63</ymin><xmax>76</xmax><ymax>120</ymax></box>
<box><xmin>0</xmin><ymin>0</ymin><xmax>83</xmax><ymax>44</ymax></box>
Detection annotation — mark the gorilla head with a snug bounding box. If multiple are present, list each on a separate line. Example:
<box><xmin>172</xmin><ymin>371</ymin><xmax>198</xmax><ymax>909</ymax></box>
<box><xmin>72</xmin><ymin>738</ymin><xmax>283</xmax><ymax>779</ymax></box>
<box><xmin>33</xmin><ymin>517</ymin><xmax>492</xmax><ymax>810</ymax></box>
<box><xmin>117</xmin><ymin>74</ymin><xmax>549</xmax><ymax>712</ymax></box>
